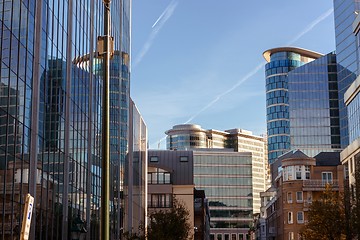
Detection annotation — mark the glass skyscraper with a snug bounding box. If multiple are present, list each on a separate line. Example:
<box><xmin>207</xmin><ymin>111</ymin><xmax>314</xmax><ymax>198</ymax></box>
<box><xmin>0</xmin><ymin>1</ymin><xmax>136</xmax><ymax>240</ymax></box>
<box><xmin>333</xmin><ymin>0</ymin><xmax>360</xmax><ymax>147</ymax></box>
<box><xmin>264</xmin><ymin>47</ymin><xmax>341</xmax><ymax>164</ymax></box>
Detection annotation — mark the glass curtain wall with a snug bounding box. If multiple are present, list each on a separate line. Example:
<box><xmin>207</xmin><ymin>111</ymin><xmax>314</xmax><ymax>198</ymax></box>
<box><xmin>194</xmin><ymin>152</ymin><xmax>253</xmax><ymax>237</ymax></box>
<box><xmin>265</xmin><ymin>52</ymin><xmax>304</xmax><ymax>163</ymax></box>
<box><xmin>0</xmin><ymin>0</ymin><xmax>131</xmax><ymax>239</ymax></box>
<box><xmin>288</xmin><ymin>53</ymin><xmax>341</xmax><ymax>157</ymax></box>
<box><xmin>333</xmin><ymin>0</ymin><xmax>360</xmax><ymax>147</ymax></box>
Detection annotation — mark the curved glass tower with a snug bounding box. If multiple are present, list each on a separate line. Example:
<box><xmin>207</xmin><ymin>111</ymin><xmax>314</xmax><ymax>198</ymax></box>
<box><xmin>264</xmin><ymin>47</ymin><xmax>341</xmax><ymax>164</ymax></box>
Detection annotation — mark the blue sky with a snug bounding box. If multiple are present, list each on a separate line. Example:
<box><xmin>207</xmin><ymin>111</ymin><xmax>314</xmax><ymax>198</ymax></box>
<box><xmin>130</xmin><ymin>1</ymin><xmax>336</xmax><ymax>149</ymax></box>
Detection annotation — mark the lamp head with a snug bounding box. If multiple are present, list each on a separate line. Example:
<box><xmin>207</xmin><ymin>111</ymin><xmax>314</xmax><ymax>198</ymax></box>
<box><xmin>103</xmin><ymin>0</ymin><xmax>111</xmax><ymax>3</ymax></box>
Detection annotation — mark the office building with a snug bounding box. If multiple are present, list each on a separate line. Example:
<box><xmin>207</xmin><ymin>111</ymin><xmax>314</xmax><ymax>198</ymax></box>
<box><xmin>147</xmin><ymin>150</ymin><xmax>196</xmax><ymax>238</ymax></box>
<box><xmin>340</xmin><ymin>13</ymin><xmax>360</xmax><ymax>187</ymax></box>
<box><xmin>125</xmin><ymin>99</ymin><xmax>147</xmax><ymax>235</ymax></box>
<box><xmin>265</xmin><ymin>150</ymin><xmax>344</xmax><ymax>240</ymax></box>
<box><xmin>193</xmin><ymin>150</ymin><xmax>255</xmax><ymax>240</ymax></box>
<box><xmin>194</xmin><ymin>189</ymin><xmax>211</xmax><ymax>240</ymax></box>
<box><xmin>166</xmin><ymin>124</ymin><xmax>269</xmax><ymax>213</ymax></box>
<box><xmin>0</xmin><ymin>1</ymin><xmax>143</xmax><ymax>240</ymax></box>
<box><xmin>263</xmin><ymin>47</ymin><xmax>342</xmax><ymax>164</ymax></box>
<box><xmin>333</xmin><ymin>0</ymin><xmax>360</xmax><ymax>147</ymax></box>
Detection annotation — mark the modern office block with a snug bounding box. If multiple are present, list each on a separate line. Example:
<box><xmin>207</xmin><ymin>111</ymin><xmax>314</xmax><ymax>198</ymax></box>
<box><xmin>166</xmin><ymin>124</ymin><xmax>269</xmax><ymax>213</ymax></box>
<box><xmin>193</xmin><ymin>150</ymin><xmax>254</xmax><ymax>240</ymax></box>
<box><xmin>333</xmin><ymin>0</ymin><xmax>360</xmax><ymax>147</ymax></box>
<box><xmin>0</xmin><ymin>1</ymin><xmax>139</xmax><ymax>240</ymax></box>
<box><xmin>263</xmin><ymin>47</ymin><xmax>342</xmax><ymax>164</ymax></box>
<box><xmin>124</xmin><ymin>99</ymin><xmax>147</xmax><ymax>235</ymax></box>
<box><xmin>340</xmin><ymin>14</ymin><xmax>360</xmax><ymax>186</ymax></box>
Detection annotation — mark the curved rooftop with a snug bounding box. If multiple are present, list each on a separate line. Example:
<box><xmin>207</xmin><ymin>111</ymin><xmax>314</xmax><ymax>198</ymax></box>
<box><xmin>165</xmin><ymin>124</ymin><xmax>205</xmax><ymax>135</ymax></box>
<box><xmin>262</xmin><ymin>47</ymin><xmax>323</xmax><ymax>62</ymax></box>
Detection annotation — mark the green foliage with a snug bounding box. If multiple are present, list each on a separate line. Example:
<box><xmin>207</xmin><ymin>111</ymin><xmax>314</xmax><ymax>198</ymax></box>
<box><xmin>343</xmin><ymin>156</ymin><xmax>360</xmax><ymax>239</ymax></box>
<box><xmin>147</xmin><ymin>198</ymin><xmax>192</xmax><ymax>240</ymax></box>
<box><xmin>300</xmin><ymin>184</ymin><xmax>346</xmax><ymax>240</ymax></box>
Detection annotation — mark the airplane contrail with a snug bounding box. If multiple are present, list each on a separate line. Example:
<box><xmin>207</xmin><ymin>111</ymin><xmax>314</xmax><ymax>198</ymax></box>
<box><xmin>153</xmin><ymin>7</ymin><xmax>333</xmax><ymax>149</ymax></box>
<box><xmin>184</xmin><ymin>62</ymin><xmax>265</xmax><ymax>124</ymax></box>
<box><xmin>133</xmin><ymin>0</ymin><xmax>178</xmax><ymax>68</ymax></box>
<box><xmin>287</xmin><ymin>8</ymin><xmax>333</xmax><ymax>46</ymax></box>
<box><xmin>152</xmin><ymin>2</ymin><xmax>175</xmax><ymax>28</ymax></box>
<box><xmin>184</xmin><ymin>7</ymin><xmax>334</xmax><ymax>125</ymax></box>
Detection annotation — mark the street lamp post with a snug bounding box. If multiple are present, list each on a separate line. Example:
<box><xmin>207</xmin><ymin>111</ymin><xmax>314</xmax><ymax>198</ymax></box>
<box><xmin>99</xmin><ymin>0</ymin><xmax>113</xmax><ymax>239</ymax></box>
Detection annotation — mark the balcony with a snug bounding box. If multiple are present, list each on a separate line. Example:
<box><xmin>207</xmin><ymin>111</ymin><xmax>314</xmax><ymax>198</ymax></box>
<box><xmin>303</xmin><ymin>180</ymin><xmax>339</xmax><ymax>191</ymax></box>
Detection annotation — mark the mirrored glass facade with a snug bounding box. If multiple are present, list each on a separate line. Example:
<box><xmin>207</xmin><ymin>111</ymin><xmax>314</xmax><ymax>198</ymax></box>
<box><xmin>264</xmin><ymin>48</ymin><xmax>341</xmax><ymax>164</ymax></box>
<box><xmin>288</xmin><ymin>53</ymin><xmax>341</xmax><ymax>157</ymax></box>
<box><xmin>193</xmin><ymin>151</ymin><xmax>253</xmax><ymax>237</ymax></box>
<box><xmin>333</xmin><ymin>0</ymin><xmax>360</xmax><ymax>147</ymax></box>
<box><xmin>0</xmin><ymin>0</ymin><xmax>133</xmax><ymax>239</ymax></box>
<box><xmin>124</xmin><ymin>99</ymin><xmax>147</xmax><ymax>234</ymax></box>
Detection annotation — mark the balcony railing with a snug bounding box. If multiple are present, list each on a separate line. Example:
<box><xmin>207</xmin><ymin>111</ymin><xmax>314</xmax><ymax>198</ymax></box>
<box><xmin>303</xmin><ymin>180</ymin><xmax>339</xmax><ymax>190</ymax></box>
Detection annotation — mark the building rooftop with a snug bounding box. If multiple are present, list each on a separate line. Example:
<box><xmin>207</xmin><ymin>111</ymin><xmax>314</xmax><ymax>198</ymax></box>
<box><xmin>314</xmin><ymin>152</ymin><xmax>341</xmax><ymax>166</ymax></box>
<box><xmin>262</xmin><ymin>47</ymin><xmax>323</xmax><ymax>62</ymax></box>
<box><xmin>278</xmin><ymin>149</ymin><xmax>313</xmax><ymax>161</ymax></box>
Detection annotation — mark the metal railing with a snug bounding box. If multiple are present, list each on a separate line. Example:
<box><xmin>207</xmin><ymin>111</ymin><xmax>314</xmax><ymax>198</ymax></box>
<box><xmin>303</xmin><ymin>180</ymin><xmax>339</xmax><ymax>189</ymax></box>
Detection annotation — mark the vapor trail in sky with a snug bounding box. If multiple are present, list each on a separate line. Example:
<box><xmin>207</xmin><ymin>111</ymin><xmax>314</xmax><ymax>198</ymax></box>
<box><xmin>133</xmin><ymin>0</ymin><xmax>178</xmax><ymax>68</ymax></box>
<box><xmin>287</xmin><ymin>8</ymin><xmax>333</xmax><ymax>45</ymax></box>
<box><xmin>153</xmin><ymin>7</ymin><xmax>333</xmax><ymax>149</ymax></box>
<box><xmin>184</xmin><ymin>63</ymin><xmax>265</xmax><ymax>124</ymax></box>
<box><xmin>184</xmin><ymin>7</ymin><xmax>334</xmax><ymax>125</ymax></box>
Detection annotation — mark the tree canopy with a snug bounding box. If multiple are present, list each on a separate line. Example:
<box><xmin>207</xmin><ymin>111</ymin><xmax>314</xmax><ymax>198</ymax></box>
<box><xmin>123</xmin><ymin>198</ymin><xmax>192</xmax><ymax>240</ymax></box>
<box><xmin>300</xmin><ymin>185</ymin><xmax>346</xmax><ymax>240</ymax></box>
<box><xmin>146</xmin><ymin>198</ymin><xmax>192</xmax><ymax>240</ymax></box>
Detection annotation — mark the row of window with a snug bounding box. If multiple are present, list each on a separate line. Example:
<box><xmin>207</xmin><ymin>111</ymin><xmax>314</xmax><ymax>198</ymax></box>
<box><xmin>288</xmin><ymin>211</ymin><xmax>304</xmax><ymax>224</ymax></box>
<box><xmin>210</xmin><ymin>233</ymin><xmax>250</xmax><ymax>240</ymax></box>
<box><xmin>268</xmin><ymin>143</ymin><xmax>289</xmax><ymax>152</ymax></box>
<box><xmin>149</xmin><ymin>155</ymin><xmax>189</xmax><ymax>162</ymax></box>
<box><xmin>266</xmin><ymin>89</ymin><xmax>288</xmax><ymax>99</ymax></box>
<box><xmin>266</xmin><ymin>81</ymin><xmax>288</xmax><ymax>92</ymax></box>
<box><xmin>266</xmin><ymin>97</ymin><xmax>288</xmax><ymax>106</ymax></box>
<box><xmin>265</xmin><ymin>59</ymin><xmax>302</xmax><ymax>70</ymax></box>
<box><xmin>265</xmin><ymin>67</ymin><xmax>294</xmax><ymax>76</ymax></box>
<box><xmin>267</xmin><ymin>112</ymin><xmax>289</xmax><ymax>121</ymax></box>
<box><xmin>283</xmin><ymin>165</ymin><xmax>311</xmax><ymax>181</ymax></box>
<box><xmin>287</xmin><ymin>191</ymin><xmax>312</xmax><ymax>203</ymax></box>
<box><xmin>148</xmin><ymin>194</ymin><xmax>172</xmax><ymax>208</ymax></box>
<box><xmin>147</xmin><ymin>171</ymin><xmax>171</xmax><ymax>184</ymax></box>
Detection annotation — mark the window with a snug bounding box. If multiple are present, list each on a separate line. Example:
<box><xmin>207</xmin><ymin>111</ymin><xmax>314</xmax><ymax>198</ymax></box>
<box><xmin>217</xmin><ymin>234</ymin><xmax>222</xmax><ymax>240</ymax></box>
<box><xmin>307</xmin><ymin>192</ymin><xmax>312</xmax><ymax>203</ymax></box>
<box><xmin>148</xmin><ymin>194</ymin><xmax>172</xmax><ymax>208</ymax></box>
<box><xmin>224</xmin><ymin>234</ymin><xmax>229</xmax><ymax>240</ymax></box>
<box><xmin>288</xmin><ymin>211</ymin><xmax>293</xmax><ymax>224</ymax></box>
<box><xmin>305</xmin><ymin>166</ymin><xmax>310</xmax><ymax>179</ymax></box>
<box><xmin>322</xmin><ymin>172</ymin><xmax>333</xmax><ymax>184</ymax></box>
<box><xmin>150</xmin><ymin>156</ymin><xmax>159</xmax><ymax>162</ymax></box>
<box><xmin>296</xmin><ymin>191</ymin><xmax>303</xmax><ymax>202</ymax></box>
<box><xmin>287</xmin><ymin>166</ymin><xmax>293</xmax><ymax>180</ymax></box>
<box><xmin>297</xmin><ymin>211</ymin><xmax>304</xmax><ymax>223</ymax></box>
<box><xmin>180</xmin><ymin>156</ymin><xmax>188</xmax><ymax>162</ymax></box>
<box><xmin>289</xmin><ymin>232</ymin><xmax>294</xmax><ymax>240</ymax></box>
<box><xmin>287</xmin><ymin>192</ymin><xmax>292</xmax><ymax>203</ymax></box>
<box><xmin>148</xmin><ymin>168</ymin><xmax>171</xmax><ymax>184</ymax></box>
<box><xmin>295</xmin><ymin>166</ymin><xmax>302</xmax><ymax>179</ymax></box>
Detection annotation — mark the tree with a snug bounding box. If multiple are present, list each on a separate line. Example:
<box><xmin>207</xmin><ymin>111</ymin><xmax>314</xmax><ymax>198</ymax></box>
<box><xmin>300</xmin><ymin>185</ymin><xmax>346</xmax><ymax>240</ymax></box>
<box><xmin>146</xmin><ymin>198</ymin><xmax>192</xmax><ymax>240</ymax></box>
<box><xmin>343</xmin><ymin>154</ymin><xmax>360</xmax><ymax>239</ymax></box>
